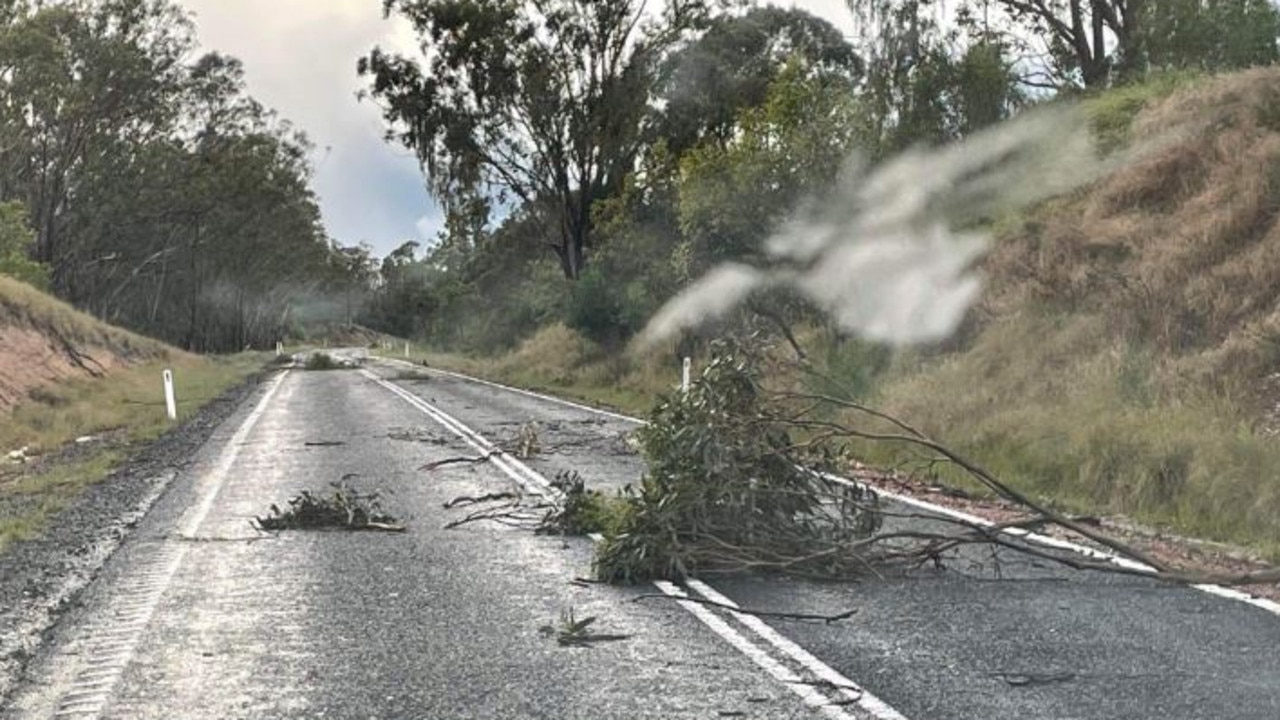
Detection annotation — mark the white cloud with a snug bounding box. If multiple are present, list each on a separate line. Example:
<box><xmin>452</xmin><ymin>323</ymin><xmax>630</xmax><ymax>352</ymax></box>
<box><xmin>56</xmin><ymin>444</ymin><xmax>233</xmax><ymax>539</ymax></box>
<box><xmin>178</xmin><ymin>0</ymin><xmax>431</xmax><ymax>256</ymax></box>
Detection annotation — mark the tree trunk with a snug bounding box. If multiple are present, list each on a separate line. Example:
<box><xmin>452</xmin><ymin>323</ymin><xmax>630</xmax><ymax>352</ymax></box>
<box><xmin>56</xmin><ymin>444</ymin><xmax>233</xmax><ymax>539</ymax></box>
<box><xmin>554</xmin><ymin>228</ymin><xmax>587</xmax><ymax>280</ymax></box>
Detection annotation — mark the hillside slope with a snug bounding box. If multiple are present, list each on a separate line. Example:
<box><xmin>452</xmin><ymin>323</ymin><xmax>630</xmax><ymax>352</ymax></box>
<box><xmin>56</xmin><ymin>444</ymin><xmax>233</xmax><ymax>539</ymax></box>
<box><xmin>875</xmin><ymin>68</ymin><xmax>1280</xmax><ymax>550</ymax></box>
<box><xmin>0</xmin><ymin>275</ymin><xmax>265</xmax><ymax>553</ymax></box>
<box><xmin>0</xmin><ymin>275</ymin><xmax>170</xmax><ymax>412</ymax></box>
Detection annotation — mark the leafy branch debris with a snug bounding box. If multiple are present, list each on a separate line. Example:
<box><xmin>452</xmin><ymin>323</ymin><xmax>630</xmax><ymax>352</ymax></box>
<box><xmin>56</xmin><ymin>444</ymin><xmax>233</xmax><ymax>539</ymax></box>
<box><xmin>255</xmin><ymin>482</ymin><xmax>404</xmax><ymax>532</ymax></box>
<box><xmin>538</xmin><ymin>608</ymin><xmax>631</xmax><ymax>647</ymax></box>
<box><xmin>590</xmin><ymin>337</ymin><xmax>1280</xmax><ymax>588</ymax></box>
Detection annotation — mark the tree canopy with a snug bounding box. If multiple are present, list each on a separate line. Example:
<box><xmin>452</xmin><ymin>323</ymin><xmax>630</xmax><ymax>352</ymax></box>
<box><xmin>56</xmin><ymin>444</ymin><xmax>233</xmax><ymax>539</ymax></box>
<box><xmin>360</xmin><ymin>0</ymin><xmax>710</xmax><ymax>279</ymax></box>
<box><xmin>0</xmin><ymin>0</ymin><xmax>358</xmax><ymax>351</ymax></box>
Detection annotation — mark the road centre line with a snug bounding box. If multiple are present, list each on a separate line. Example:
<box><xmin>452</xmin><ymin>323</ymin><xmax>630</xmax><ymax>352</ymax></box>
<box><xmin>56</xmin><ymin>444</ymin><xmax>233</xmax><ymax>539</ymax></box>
<box><xmin>652</xmin><ymin>581</ymin><xmax>864</xmax><ymax>720</ymax></box>
<box><xmin>368</xmin><ymin>367</ymin><xmax>907</xmax><ymax>720</ymax></box>
<box><xmin>685</xmin><ymin>580</ymin><xmax>906</xmax><ymax>720</ymax></box>
<box><xmin>395</xmin><ymin>360</ymin><xmax>1280</xmax><ymax>618</ymax></box>
<box><xmin>360</xmin><ymin>369</ymin><xmax>550</xmax><ymax>496</ymax></box>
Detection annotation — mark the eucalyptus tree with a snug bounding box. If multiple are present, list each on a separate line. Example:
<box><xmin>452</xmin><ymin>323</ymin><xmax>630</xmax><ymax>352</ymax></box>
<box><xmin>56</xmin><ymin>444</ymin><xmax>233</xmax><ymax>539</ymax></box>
<box><xmin>359</xmin><ymin>0</ymin><xmax>710</xmax><ymax>280</ymax></box>
<box><xmin>849</xmin><ymin>0</ymin><xmax>1280</xmax><ymax>91</ymax></box>
<box><xmin>652</xmin><ymin>5</ymin><xmax>862</xmax><ymax>155</ymax></box>
<box><xmin>0</xmin><ymin>0</ymin><xmax>192</xmax><ymax>286</ymax></box>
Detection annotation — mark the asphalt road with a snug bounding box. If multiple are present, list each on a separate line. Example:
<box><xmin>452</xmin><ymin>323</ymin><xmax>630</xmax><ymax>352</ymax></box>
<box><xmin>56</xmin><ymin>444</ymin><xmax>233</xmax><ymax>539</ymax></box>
<box><xmin>6</xmin><ymin>356</ymin><xmax>1280</xmax><ymax>719</ymax></box>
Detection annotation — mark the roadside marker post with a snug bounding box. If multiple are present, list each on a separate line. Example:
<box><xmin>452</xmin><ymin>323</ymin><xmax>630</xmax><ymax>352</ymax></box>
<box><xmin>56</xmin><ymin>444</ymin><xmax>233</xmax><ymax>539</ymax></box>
<box><xmin>405</xmin><ymin>341</ymin><xmax>410</xmax><ymax>358</ymax></box>
<box><xmin>276</xmin><ymin>341</ymin><xmax>283</xmax><ymax>355</ymax></box>
<box><xmin>162</xmin><ymin>369</ymin><xmax>177</xmax><ymax>421</ymax></box>
<box><xmin>681</xmin><ymin>357</ymin><xmax>692</xmax><ymax>393</ymax></box>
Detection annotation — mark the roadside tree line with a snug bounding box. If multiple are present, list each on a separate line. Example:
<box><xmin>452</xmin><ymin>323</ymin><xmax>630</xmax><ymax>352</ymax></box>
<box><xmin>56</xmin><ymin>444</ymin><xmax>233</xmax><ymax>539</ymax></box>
<box><xmin>0</xmin><ymin>0</ymin><xmax>372</xmax><ymax>352</ymax></box>
<box><xmin>357</xmin><ymin>0</ymin><xmax>1280</xmax><ymax>352</ymax></box>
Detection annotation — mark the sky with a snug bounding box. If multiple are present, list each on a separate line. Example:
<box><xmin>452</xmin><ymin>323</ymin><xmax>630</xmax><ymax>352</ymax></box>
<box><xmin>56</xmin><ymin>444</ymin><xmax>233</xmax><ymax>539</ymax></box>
<box><xmin>177</xmin><ymin>1</ymin><xmax>857</xmax><ymax>258</ymax></box>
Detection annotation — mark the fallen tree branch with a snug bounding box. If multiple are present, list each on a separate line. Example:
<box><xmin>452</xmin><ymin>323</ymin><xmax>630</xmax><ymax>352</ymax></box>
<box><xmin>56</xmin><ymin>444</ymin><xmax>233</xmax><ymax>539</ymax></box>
<box><xmin>781</xmin><ymin>417</ymin><xmax>1172</xmax><ymax>573</ymax></box>
<box><xmin>420</xmin><ymin>451</ymin><xmax>501</xmax><ymax>471</ymax></box>
<box><xmin>443</xmin><ymin>491</ymin><xmax>518</xmax><ymax>509</ymax></box>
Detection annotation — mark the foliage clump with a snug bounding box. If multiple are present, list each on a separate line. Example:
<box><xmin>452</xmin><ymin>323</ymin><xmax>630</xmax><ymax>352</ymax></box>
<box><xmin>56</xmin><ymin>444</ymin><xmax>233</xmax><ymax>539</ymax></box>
<box><xmin>0</xmin><ymin>202</ymin><xmax>48</xmax><ymax>290</ymax></box>
<box><xmin>255</xmin><ymin>483</ymin><xmax>402</xmax><ymax>531</ymax></box>
<box><xmin>538</xmin><ymin>471</ymin><xmax>627</xmax><ymax>537</ymax></box>
<box><xmin>594</xmin><ymin>340</ymin><xmax>880</xmax><ymax>583</ymax></box>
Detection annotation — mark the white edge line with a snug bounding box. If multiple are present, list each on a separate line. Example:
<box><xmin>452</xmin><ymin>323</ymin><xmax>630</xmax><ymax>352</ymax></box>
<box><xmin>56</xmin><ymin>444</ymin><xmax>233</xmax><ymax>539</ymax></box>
<box><xmin>54</xmin><ymin>370</ymin><xmax>290</xmax><ymax>719</ymax></box>
<box><xmin>367</xmin><ymin>369</ymin><xmax>893</xmax><ymax>719</ymax></box>
<box><xmin>179</xmin><ymin>370</ymin><xmax>291</xmax><ymax>537</ymax></box>
<box><xmin>396</xmin><ymin>362</ymin><xmax>1280</xmax><ymax>618</ymax></box>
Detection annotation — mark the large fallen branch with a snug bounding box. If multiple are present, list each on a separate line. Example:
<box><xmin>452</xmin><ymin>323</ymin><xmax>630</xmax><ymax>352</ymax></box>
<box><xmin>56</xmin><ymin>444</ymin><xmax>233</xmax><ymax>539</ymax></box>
<box><xmin>589</xmin><ymin>337</ymin><xmax>1280</xmax><ymax>590</ymax></box>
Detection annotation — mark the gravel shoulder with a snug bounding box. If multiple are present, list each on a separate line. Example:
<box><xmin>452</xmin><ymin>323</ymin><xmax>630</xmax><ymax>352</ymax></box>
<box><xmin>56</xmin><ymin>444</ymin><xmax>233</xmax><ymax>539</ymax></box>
<box><xmin>0</xmin><ymin>370</ymin><xmax>274</xmax><ymax>705</ymax></box>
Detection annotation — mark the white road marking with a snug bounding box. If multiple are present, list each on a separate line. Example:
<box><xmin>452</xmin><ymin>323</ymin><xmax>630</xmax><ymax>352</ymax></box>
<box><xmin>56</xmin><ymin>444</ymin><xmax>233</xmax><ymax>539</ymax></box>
<box><xmin>48</xmin><ymin>371</ymin><xmax>289</xmax><ymax>719</ymax></box>
<box><xmin>361</xmin><ymin>369</ymin><xmax>551</xmax><ymax>496</ymax></box>
<box><xmin>652</xmin><ymin>581</ymin><xmax>863</xmax><ymax>720</ymax></box>
<box><xmin>368</xmin><ymin>368</ymin><xmax>905</xmax><ymax>719</ymax></box>
<box><xmin>400</xmin><ymin>362</ymin><xmax>1280</xmax><ymax>619</ymax></box>
<box><xmin>178</xmin><ymin>371</ymin><xmax>290</xmax><ymax>537</ymax></box>
<box><xmin>686</xmin><ymin>580</ymin><xmax>906</xmax><ymax>720</ymax></box>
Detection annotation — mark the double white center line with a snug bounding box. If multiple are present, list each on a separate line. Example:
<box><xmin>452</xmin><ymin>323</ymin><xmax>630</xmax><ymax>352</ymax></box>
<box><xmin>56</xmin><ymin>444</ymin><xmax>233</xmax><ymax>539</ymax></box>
<box><xmin>362</xmin><ymin>367</ymin><xmax>907</xmax><ymax>720</ymax></box>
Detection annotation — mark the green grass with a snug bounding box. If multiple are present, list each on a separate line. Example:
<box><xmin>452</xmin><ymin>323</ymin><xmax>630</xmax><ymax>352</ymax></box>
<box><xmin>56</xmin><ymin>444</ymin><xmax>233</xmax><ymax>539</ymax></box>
<box><xmin>0</xmin><ymin>452</ymin><xmax>123</xmax><ymax>554</ymax></box>
<box><xmin>854</xmin><ymin>311</ymin><xmax>1280</xmax><ymax>559</ymax></box>
<box><xmin>0</xmin><ymin>352</ymin><xmax>268</xmax><ymax>554</ymax></box>
<box><xmin>1</xmin><ymin>352</ymin><xmax>269</xmax><ymax>453</ymax></box>
<box><xmin>1085</xmin><ymin>71</ymin><xmax>1202</xmax><ymax>154</ymax></box>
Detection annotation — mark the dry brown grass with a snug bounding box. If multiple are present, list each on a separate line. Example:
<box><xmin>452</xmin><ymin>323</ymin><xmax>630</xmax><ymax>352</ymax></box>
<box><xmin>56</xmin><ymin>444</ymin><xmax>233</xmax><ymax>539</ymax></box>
<box><xmin>869</xmin><ymin>69</ymin><xmax>1280</xmax><ymax>554</ymax></box>
<box><xmin>986</xmin><ymin>69</ymin><xmax>1280</xmax><ymax>385</ymax></box>
<box><xmin>406</xmin><ymin>69</ymin><xmax>1280</xmax><ymax>554</ymax></box>
<box><xmin>0</xmin><ymin>275</ymin><xmax>174</xmax><ymax>412</ymax></box>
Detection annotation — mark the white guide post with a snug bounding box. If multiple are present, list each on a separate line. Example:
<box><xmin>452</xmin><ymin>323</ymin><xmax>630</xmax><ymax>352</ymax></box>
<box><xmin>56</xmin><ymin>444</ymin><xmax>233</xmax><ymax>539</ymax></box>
<box><xmin>681</xmin><ymin>357</ymin><xmax>692</xmax><ymax>393</ymax></box>
<box><xmin>404</xmin><ymin>341</ymin><xmax>410</xmax><ymax>358</ymax></box>
<box><xmin>162</xmin><ymin>369</ymin><xmax>177</xmax><ymax>421</ymax></box>
<box><xmin>276</xmin><ymin>341</ymin><xmax>283</xmax><ymax>355</ymax></box>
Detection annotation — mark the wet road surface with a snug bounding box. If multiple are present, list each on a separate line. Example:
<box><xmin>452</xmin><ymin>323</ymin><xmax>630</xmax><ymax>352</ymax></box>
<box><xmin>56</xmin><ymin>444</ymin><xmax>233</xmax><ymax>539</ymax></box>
<box><xmin>5</xmin><ymin>358</ymin><xmax>1280</xmax><ymax>719</ymax></box>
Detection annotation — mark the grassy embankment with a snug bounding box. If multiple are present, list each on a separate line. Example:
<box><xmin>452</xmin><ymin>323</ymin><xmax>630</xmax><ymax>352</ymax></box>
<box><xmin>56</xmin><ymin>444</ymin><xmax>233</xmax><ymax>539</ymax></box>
<box><xmin>0</xmin><ymin>275</ymin><xmax>268</xmax><ymax>552</ymax></box>
<box><xmin>402</xmin><ymin>68</ymin><xmax>1280</xmax><ymax>559</ymax></box>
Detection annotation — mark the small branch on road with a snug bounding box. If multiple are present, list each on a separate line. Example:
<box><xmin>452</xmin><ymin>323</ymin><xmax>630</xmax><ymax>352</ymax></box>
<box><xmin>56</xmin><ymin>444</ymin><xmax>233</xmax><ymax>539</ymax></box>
<box><xmin>420</xmin><ymin>451</ymin><xmax>501</xmax><ymax>471</ymax></box>
<box><xmin>443</xmin><ymin>491</ymin><xmax>518</xmax><ymax>509</ymax></box>
<box><xmin>254</xmin><ymin>482</ymin><xmax>405</xmax><ymax>532</ymax></box>
<box><xmin>443</xmin><ymin>503</ymin><xmax>549</xmax><ymax>530</ymax></box>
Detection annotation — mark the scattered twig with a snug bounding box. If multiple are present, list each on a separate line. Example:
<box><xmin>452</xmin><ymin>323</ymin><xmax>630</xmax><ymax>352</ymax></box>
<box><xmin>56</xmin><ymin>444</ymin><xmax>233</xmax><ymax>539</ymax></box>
<box><xmin>443</xmin><ymin>504</ymin><xmax>548</xmax><ymax>530</ymax></box>
<box><xmin>443</xmin><ymin>491</ymin><xmax>518</xmax><ymax>509</ymax></box>
<box><xmin>539</xmin><ymin>609</ymin><xmax>632</xmax><ymax>647</ymax></box>
<box><xmin>420</xmin><ymin>451</ymin><xmax>501</xmax><ymax>471</ymax></box>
